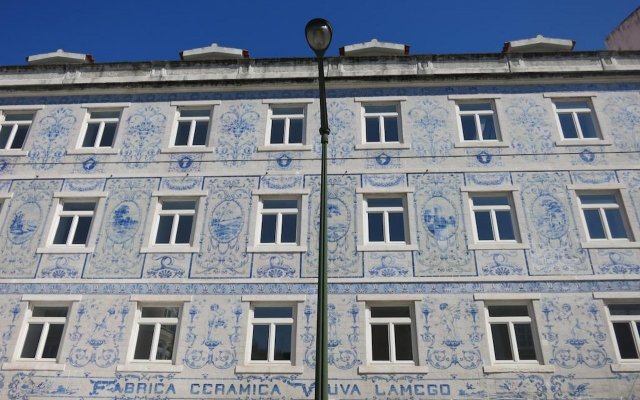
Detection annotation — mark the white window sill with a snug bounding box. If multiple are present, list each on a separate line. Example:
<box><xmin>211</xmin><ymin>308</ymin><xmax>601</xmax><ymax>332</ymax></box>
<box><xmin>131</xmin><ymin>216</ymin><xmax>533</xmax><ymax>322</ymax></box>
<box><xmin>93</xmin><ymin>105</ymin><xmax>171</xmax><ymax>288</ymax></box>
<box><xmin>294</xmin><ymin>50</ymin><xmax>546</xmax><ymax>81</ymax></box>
<box><xmin>140</xmin><ymin>245</ymin><xmax>200</xmax><ymax>254</ymax></box>
<box><xmin>611</xmin><ymin>363</ymin><xmax>640</xmax><ymax>372</ymax></box>
<box><xmin>483</xmin><ymin>364</ymin><xmax>554</xmax><ymax>374</ymax></box>
<box><xmin>357</xmin><ymin>244</ymin><xmax>418</xmax><ymax>252</ymax></box>
<box><xmin>355</xmin><ymin>143</ymin><xmax>410</xmax><ymax>151</ymax></box>
<box><xmin>36</xmin><ymin>246</ymin><xmax>95</xmax><ymax>254</ymax></box>
<box><xmin>3</xmin><ymin>361</ymin><xmax>65</xmax><ymax>371</ymax></box>
<box><xmin>256</xmin><ymin>144</ymin><xmax>312</xmax><ymax>152</ymax></box>
<box><xmin>468</xmin><ymin>242</ymin><xmax>529</xmax><ymax>251</ymax></box>
<box><xmin>555</xmin><ymin>139</ymin><xmax>612</xmax><ymax>147</ymax></box>
<box><xmin>0</xmin><ymin>149</ymin><xmax>28</xmax><ymax>156</ymax></box>
<box><xmin>358</xmin><ymin>364</ymin><xmax>429</xmax><ymax>374</ymax></box>
<box><xmin>247</xmin><ymin>245</ymin><xmax>307</xmax><ymax>253</ymax></box>
<box><xmin>116</xmin><ymin>363</ymin><xmax>184</xmax><ymax>373</ymax></box>
<box><xmin>580</xmin><ymin>240</ymin><xmax>640</xmax><ymax>249</ymax></box>
<box><xmin>66</xmin><ymin>148</ymin><xmax>119</xmax><ymax>155</ymax></box>
<box><xmin>454</xmin><ymin>141</ymin><xmax>510</xmax><ymax>148</ymax></box>
<box><xmin>235</xmin><ymin>364</ymin><xmax>304</xmax><ymax>374</ymax></box>
<box><xmin>161</xmin><ymin>147</ymin><xmax>214</xmax><ymax>154</ymax></box>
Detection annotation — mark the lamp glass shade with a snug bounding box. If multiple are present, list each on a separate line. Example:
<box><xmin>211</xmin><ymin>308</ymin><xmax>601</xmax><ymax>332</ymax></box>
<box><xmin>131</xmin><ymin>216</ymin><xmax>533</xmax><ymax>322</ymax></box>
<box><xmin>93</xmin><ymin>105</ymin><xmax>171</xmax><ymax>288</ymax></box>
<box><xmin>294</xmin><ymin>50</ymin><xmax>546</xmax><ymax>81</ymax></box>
<box><xmin>305</xmin><ymin>18</ymin><xmax>332</xmax><ymax>55</ymax></box>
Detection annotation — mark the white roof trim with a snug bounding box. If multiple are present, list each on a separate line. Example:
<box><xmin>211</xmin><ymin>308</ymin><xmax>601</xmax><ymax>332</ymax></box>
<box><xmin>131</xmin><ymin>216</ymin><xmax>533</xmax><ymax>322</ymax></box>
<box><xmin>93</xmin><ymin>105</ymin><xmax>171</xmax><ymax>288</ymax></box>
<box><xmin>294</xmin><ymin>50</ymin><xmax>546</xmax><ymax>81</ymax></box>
<box><xmin>503</xmin><ymin>35</ymin><xmax>575</xmax><ymax>53</ymax></box>
<box><xmin>340</xmin><ymin>39</ymin><xmax>408</xmax><ymax>57</ymax></box>
<box><xmin>181</xmin><ymin>43</ymin><xmax>248</xmax><ymax>61</ymax></box>
<box><xmin>27</xmin><ymin>49</ymin><xmax>93</xmax><ymax>65</ymax></box>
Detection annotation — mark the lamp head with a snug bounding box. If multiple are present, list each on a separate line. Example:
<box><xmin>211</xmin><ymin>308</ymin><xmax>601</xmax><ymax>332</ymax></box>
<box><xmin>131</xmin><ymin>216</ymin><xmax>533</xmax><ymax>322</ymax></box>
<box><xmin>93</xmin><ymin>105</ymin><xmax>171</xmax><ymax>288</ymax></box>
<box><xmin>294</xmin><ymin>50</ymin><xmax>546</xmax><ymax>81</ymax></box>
<box><xmin>305</xmin><ymin>18</ymin><xmax>333</xmax><ymax>57</ymax></box>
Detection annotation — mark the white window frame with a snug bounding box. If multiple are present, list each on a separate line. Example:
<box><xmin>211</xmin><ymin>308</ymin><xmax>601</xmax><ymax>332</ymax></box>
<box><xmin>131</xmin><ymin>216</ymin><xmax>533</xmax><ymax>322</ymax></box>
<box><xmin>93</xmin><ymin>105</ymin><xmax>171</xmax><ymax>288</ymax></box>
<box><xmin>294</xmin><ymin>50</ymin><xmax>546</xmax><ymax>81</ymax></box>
<box><xmin>544</xmin><ymin>94</ymin><xmax>610</xmax><ymax>146</ymax></box>
<box><xmin>461</xmin><ymin>186</ymin><xmax>528</xmax><ymax>250</ymax></box>
<box><xmin>78</xmin><ymin>109</ymin><xmax>121</xmax><ymax>149</ymax></box>
<box><xmin>37</xmin><ymin>192</ymin><xmax>107</xmax><ymax>254</ymax></box>
<box><xmin>117</xmin><ymin>295</ymin><xmax>191</xmax><ymax>373</ymax></box>
<box><xmin>354</xmin><ymin>97</ymin><xmax>409</xmax><ymax>150</ymax></box>
<box><xmin>594</xmin><ymin>293</ymin><xmax>640</xmax><ymax>372</ymax></box>
<box><xmin>141</xmin><ymin>191</ymin><xmax>207</xmax><ymax>253</ymax></box>
<box><xmin>247</xmin><ymin>189</ymin><xmax>309</xmax><ymax>253</ymax></box>
<box><xmin>258</xmin><ymin>99</ymin><xmax>314</xmax><ymax>152</ymax></box>
<box><xmin>67</xmin><ymin>103</ymin><xmax>130</xmax><ymax>155</ymax></box>
<box><xmin>356</xmin><ymin>188</ymin><xmax>418</xmax><ymax>252</ymax></box>
<box><xmin>356</xmin><ymin>295</ymin><xmax>428</xmax><ymax>374</ymax></box>
<box><xmin>448</xmin><ymin>95</ymin><xmax>509</xmax><ymax>148</ymax></box>
<box><xmin>3</xmin><ymin>294</ymin><xmax>81</xmax><ymax>371</ymax></box>
<box><xmin>236</xmin><ymin>295</ymin><xmax>305</xmax><ymax>374</ymax></box>
<box><xmin>162</xmin><ymin>100</ymin><xmax>219</xmax><ymax>153</ymax></box>
<box><xmin>0</xmin><ymin>108</ymin><xmax>38</xmax><ymax>154</ymax></box>
<box><xmin>568</xmin><ymin>184</ymin><xmax>640</xmax><ymax>249</ymax></box>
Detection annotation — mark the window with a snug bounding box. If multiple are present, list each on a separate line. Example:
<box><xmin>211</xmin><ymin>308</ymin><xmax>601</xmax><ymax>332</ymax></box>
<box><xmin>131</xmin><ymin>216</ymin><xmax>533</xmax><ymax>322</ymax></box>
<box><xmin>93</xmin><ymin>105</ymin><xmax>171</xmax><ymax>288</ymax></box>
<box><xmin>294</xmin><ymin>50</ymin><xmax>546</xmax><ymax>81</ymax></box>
<box><xmin>173</xmin><ymin>108</ymin><xmax>211</xmax><ymax>147</ymax></box>
<box><xmin>457</xmin><ymin>102</ymin><xmax>499</xmax><ymax>142</ymax></box>
<box><xmin>248</xmin><ymin>305</ymin><xmax>294</xmax><ymax>363</ymax></box>
<box><xmin>267</xmin><ymin>106</ymin><xmax>305</xmax><ymax>145</ymax></box>
<box><xmin>50</xmin><ymin>201</ymin><xmax>96</xmax><ymax>246</ymax></box>
<box><xmin>80</xmin><ymin>110</ymin><xmax>120</xmax><ymax>149</ymax></box>
<box><xmin>553</xmin><ymin>100</ymin><xmax>600</xmax><ymax>140</ymax></box>
<box><xmin>17</xmin><ymin>305</ymin><xmax>69</xmax><ymax>362</ymax></box>
<box><xmin>258</xmin><ymin>197</ymin><xmax>300</xmax><ymax>245</ymax></box>
<box><xmin>0</xmin><ymin>111</ymin><xmax>34</xmax><ymax>150</ymax></box>
<box><xmin>577</xmin><ymin>193</ymin><xmax>631</xmax><ymax>241</ymax></box>
<box><xmin>486</xmin><ymin>304</ymin><xmax>541</xmax><ymax>364</ymax></box>
<box><xmin>364</xmin><ymin>196</ymin><xmax>408</xmax><ymax>244</ymax></box>
<box><xmin>366</xmin><ymin>304</ymin><xmax>416</xmax><ymax>364</ymax></box>
<box><xmin>131</xmin><ymin>306</ymin><xmax>180</xmax><ymax>362</ymax></box>
<box><xmin>362</xmin><ymin>104</ymin><xmax>400</xmax><ymax>143</ymax></box>
<box><xmin>607</xmin><ymin>303</ymin><xmax>640</xmax><ymax>362</ymax></box>
<box><xmin>152</xmin><ymin>199</ymin><xmax>197</xmax><ymax>246</ymax></box>
<box><xmin>470</xmin><ymin>194</ymin><xmax>519</xmax><ymax>242</ymax></box>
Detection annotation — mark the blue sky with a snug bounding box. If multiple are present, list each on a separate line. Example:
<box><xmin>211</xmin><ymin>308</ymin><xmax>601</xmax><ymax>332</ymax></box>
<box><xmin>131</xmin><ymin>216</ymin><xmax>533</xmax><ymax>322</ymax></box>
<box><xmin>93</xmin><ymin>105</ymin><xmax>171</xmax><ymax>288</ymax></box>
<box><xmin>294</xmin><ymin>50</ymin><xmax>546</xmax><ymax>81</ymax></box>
<box><xmin>3</xmin><ymin>1</ymin><xmax>637</xmax><ymax>65</ymax></box>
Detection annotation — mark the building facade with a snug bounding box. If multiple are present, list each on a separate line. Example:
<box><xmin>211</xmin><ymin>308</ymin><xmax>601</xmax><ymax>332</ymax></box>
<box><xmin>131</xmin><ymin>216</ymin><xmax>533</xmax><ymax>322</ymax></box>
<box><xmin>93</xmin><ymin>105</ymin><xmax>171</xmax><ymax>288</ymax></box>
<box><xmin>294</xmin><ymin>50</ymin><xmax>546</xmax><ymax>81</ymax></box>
<box><xmin>0</xmin><ymin>48</ymin><xmax>639</xmax><ymax>399</ymax></box>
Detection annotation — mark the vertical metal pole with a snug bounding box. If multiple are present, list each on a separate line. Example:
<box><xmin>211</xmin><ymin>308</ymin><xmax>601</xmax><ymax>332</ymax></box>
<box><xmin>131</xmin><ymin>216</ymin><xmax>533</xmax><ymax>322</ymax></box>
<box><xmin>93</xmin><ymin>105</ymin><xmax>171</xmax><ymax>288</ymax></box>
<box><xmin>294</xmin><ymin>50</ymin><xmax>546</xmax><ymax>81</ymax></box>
<box><xmin>314</xmin><ymin>55</ymin><xmax>329</xmax><ymax>400</ymax></box>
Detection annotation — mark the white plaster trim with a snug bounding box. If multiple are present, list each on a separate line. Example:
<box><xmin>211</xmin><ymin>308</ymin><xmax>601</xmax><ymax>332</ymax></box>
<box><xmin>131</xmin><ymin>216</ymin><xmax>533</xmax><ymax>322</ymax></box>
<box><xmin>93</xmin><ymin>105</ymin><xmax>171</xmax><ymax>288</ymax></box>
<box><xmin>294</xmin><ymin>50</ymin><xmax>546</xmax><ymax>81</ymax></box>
<box><xmin>567</xmin><ymin>183</ymin><xmax>624</xmax><ymax>190</ymax></box>
<box><xmin>151</xmin><ymin>190</ymin><xmax>207</xmax><ymax>197</ymax></box>
<box><xmin>611</xmin><ymin>363</ymin><xmax>640</xmax><ymax>372</ymax></box>
<box><xmin>543</xmin><ymin>92</ymin><xmax>598</xmax><ymax>98</ymax></box>
<box><xmin>354</xmin><ymin>142</ymin><xmax>411</xmax><ymax>150</ymax></box>
<box><xmin>483</xmin><ymin>364</ymin><xmax>555</xmax><ymax>374</ymax></box>
<box><xmin>256</xmin><ymin>144</ymin><xmax>313</xmax><ymax>152</ymax></box>
<box><xmin>593</xmin><ymin>292</ymin><xmax>640</xmax><ymax>300</ymax></box>
<box><xmin>116</xmin><ymin>363</ymin><xmax>184</xmax><ymax>373</ymax></box>
<box><xmin>261</xmin><ymin>99</ymin><xmax>314</xmax><ymax>104</ymax></box>
<box><xmin>460</xmin><ymin>184</ymin><xmax>518</xmax><ymax>192</ymax></box>
<box><xmin>246</xmin><ymin>244</ymin><xmax>307</xmax><ymax>253</ymax></box>
<box><xmin>356</xmin><ymin>187</ymin><xmax>414</xmax><ymax>194</ymax></box>
<box><xmin>235</xmin><ymin>364</ymin><xmax>304</xmax><ymax>374</ymax></box>
<box><xmin>140</xmin><ymin>244</ymin><xmax>201</xmax><ymax>253</ymax></box>
<box><xmin>448</xmin><ymin>94</ymin><xmax>502</xmax><ymax>100</ymax></box>
<box><xmin>2</xmin><ymin>361</ymin><xmax>65</xmax><ymax>371</ymax></box>
<box><xmin>0</xmin><ymin>105</ymin><xmax>45</xmax><ymax>111</ymax></box>
<box><xmin>468</xmin><ymin>242</ymin><xmax>530</xmax><ymax>250</ymax></box>
<box><xmin>356</xmin><ymin>294</ymin><xmax>422</xmax><ymax>302</ymax></box>
<box><xmin>169</xmin><ymin>100</ymin><xmax>221</xmax><ymax>106</ymax></box>
<box><xmin>474</xmin><ymin>293</ymin><xmax>542</xmax><ymax>301</ymax></box>
<box><xmin>21</xmin><ymin>294</ymin><xmax>82</xmax><ymax>302</ymax></box>
<box><xmin>554</xmin><ymin>139</ymin><xmax>612</xmax><ymax>147</ymax></box>
<box><xmin>36</xmin><ymin>246</ymin><xmax>95</xmax><ymax>254</ymax></box>
<box><xmin>0</xmin><ymin>192</ymin><xmax>13</xmax><ymax>199</ymax></box>
<box><xmin>160</xmin><ymin>146</ymin><xmax>214</xmax><ymax>154</ymax></box>
<box><xmin>66</xmin><ymin>148</ymin><xmax>119</xmax><ymax>155</ymax></box>
<box><xmin>53</xmin><ymin>191</ymin><xmax>107</xmax><ymax>198</ymax></box>
<box><xmin>129</xmin><ymin>295</ymin><xmax>193</xmax><ymax>302</ymax></box>
<box><xmin>241</xmin><ymin>295</ymin><xmax>306</xmax><ymax>302</ymax></box>
<box><xmin>356</xmin><ymin>243</ymin><xmax>419</xmax><ymax>252</ymax></box>
<box><xmin>358</xmin><ymin>364</ymin><xmax>429</xmax><ymax>374</ymax></box>
<box><xmin>0</xmin><ymin>149</ymin><xmax>28</xmax><ymax>156</ymax></box>
<box><xmin>81</xmin><ymin>102</ymin><xmax>131</xmax><ymax>108</ymax></box>
<box><xmin>252</xmin><ymin>188</ymin><xmax>310</xmax><ymax>195</ymax></box>
<box><xmin>580</xmin><ymin>240</ymin><xmax>640</xmax><ymax>249</ymax></box>
<box><xmin>354</xmin><ymin>96</ymin><xmax>407</xmax><ymax>102</ymax></box>
<box><xmin>453</xmin><ymin>141</ymin><xmax>510</xmax><ymax>148</ymax></box>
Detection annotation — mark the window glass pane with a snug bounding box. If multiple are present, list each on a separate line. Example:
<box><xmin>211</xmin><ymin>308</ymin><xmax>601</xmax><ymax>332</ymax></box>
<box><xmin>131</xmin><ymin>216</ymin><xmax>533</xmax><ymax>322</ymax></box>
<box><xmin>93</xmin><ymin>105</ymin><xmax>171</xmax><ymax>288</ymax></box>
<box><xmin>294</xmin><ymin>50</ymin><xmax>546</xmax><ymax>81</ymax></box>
<box><xmin>71</xmin><ymin>216</ymin><xmax>92</xmax><ymax>244</ymax></box>
<box><xmin>192</xmin><ymin>121</ymin><xmax>209</xmax><ymax>145</ymax></box>
<box><xmin>583</xmin><ymin>209</ymin><xmax>606</xmax><ymax>239</ymax></box>
<box><xmin>0</xmin><ymin>126</ymin><xmax>10</xmax><ymax>148</ymax></box>
<box><xmin>367</xmin><ymin>212</ymin><xmax>384</xmax><ymax>242</ymax></box>
<box><xmin>53</xmin><ymin>216</ymin><xmax>73</xmax><ymax>244</ymax></box>
<box><xmin>472</xmin><ymin>196</ymin><xmax>509</xmax><ymax>206</ymax></box>
<box><xmin>20</xmin><ymin>324</ymin><xmax>43</xmax><ymax>358</ymax></box>
<box><xmin>371</xmin><ymin>306</ymin><xmax>411</xmax><ymax>318</ymax></box>
<box><xmin>175</xmin><ymin>122</ymin><xmax>190</xmax><ymax>146</ymax></box>
<box><xmin>579</xmin><ymin>194</ymin><xmax>616</xmax><ymax>204</ymax></box>
<box><xmin>459</xmin><ymin>103</ymin><xmax>492</xmax><ymax>111</ymax></box>
<box><xmin>558</xmin><ymin>113</ymin><xmax>578</xmax><ymax>139</ymax></box>
<box><xmin>42</xmin><ymin>323</ymin><xmax>64</xmax><ymax>359</ymax></box>
<box><xmin>270</xmin><ymin>120</ymin><xmax>285</xmax><ymax>144</ymax></box>
<box><xmin>82</xmin><ymin>124</ymin><xmax>100</xmax><ymax>147</ymax></box>
<box><xmin>613</xmin><ymin>322</ymin><xmax>640</xmax><ymax>359</ymax></box>
<box><xmin>371</xmin><ymin>324</ymin><xmax>390</xmax><ymax>361</ymax></box>
<box><xmin>155</xmin><ymin>324</ymin><xmax>176</xmax><ymax>360</ymax></box>
<box><xmin>250</xmin><ymin>325</ymin><xmax>269</xmax><ymax>360</ymax></box>
<box><xmin>32</xmin><ymin>307</ymin><xmax>68</xmax><ymax>318</ymax></box>
<box><xmin>180</xmin><ymin>109</ymin><xmax>210</xmax><ymax>118</ymax></box>
<box><xmin>63</xmin><ymin>202</ymin><xmax>95</xmax><ymax>212</ymax></box>
<box><xmin>488</xmin><ymin>305</ymin><xmax>529</xmax><ymax>317</ymax></box>
<box><xmin>91</xmin><ymin>110</ymin><xmax>120</xmax><ymax>119</ymax></box>
<box><xmin>289</xmin><ymin>119</ymin><xmax>303</xmax><ymax>144</ymax></box>
<box><xmin>5</xmin><ymin>113</ymin><xmax>33</xmax><ymax>121</ymax></box>
<box><xmin>461</xmin><ymin>115</ymin><xmax>478</xmax><ymax>141</ymax></box>
<box><xmin>260</xmin><ymin>214</ymin><xmax>277</xmax><ymax>243</ymax></box>
<box><xmin>280</xmin><ymin>214</ymin><xmax>297</xmax><ymax>243</ymax></box>
<box><xmin>162</xmin><ymin>201</ymin><xmax>196</xmax><ymax>210</ymax></box>
<box><xmin>388</xmin><ymin>212</ymin><xmax>406</xmax><ymax>242</ymax></box>
<box><xmin>141</xmin><ymin>307</ymin><xmax>180</xmax><ymax>318</ymax></box>
<box><xmin>272</xmin><ymin>107</ymin><xmax>304</xmax><ymax>116</ymax></box>
<box><xmin>274</xmin><ymin>324</ymin><xmax>292</xmax><ymax>361</ymax></box>
<box><xmin>263</xmin><ymin>199</ymin><xmax>297</xmax><ymax>209</ymax></box>
<box><xmin>383</xmin><ymin>117</ymin><xmax>399</xmax><ymax>142</ymax></box>
<box><xmin>605</xmin><ymin>209</ymin><xmax>629</xmax><ymax>239</ymax></box>
<box><xmin>365</xmin><ymin>105</ymin><xmax>397</xmax><ymax>114</ymax></box>
<box><xmin>491</xmin><ymin>324</ymin><xmax>513</xmax><ymax>360</ymax></box>
<box><xmin>367</xmin><ymin>198</ymin><xmax>403</xmax><ymax>208</ymax></box>
<box><xmin>99</xmin><ymin>123</ymin><xmax>117</xmax><ymax>147</ymax></box>
<box><xmin>479</xmin><ymin>115</ymin><xmax>497</xmax><ymax>140</ymax></box>
<box><xmin>133</xmin><ymin>324</ymin><xmax>155</xmax><ymax>360</ymax></box>
<box><xmin>394</xmin><ymin>324</ymin><xmax>414</xmax><ymax>361</ymax></box>
<box><xmin>365</xmin><ymin>117</ymin><xmax>380</xmax><ymax>142</ymax></box>
<box><xmin>254</xmin><ymin>307</ymin><xmax>293</xmax><ymax>319</ymax></box>
<box><xmin>555</xmin><ymin>101</ymin><xmax>589</xmax><ymax>109</ymax></box>
<box><xmin>514</xmin><ymin>323</ymin><xmax>537</xmax><ymax>360</ymax></box>
<box><xmin>175</xmin><ymin>215</ymin><xmax>193</xmax><ymax>244</ymax></box>
<box><xmin>577</xmin><ymin>113</ymin><xmax>598</xmax><ymax>139</ymax></box>
<box><xmin>609</xmin><ymin>304</ymin><xmax>640</xmax><ymax>316</ymax></box>
<box><xmin>155</xmin><ymin>216</ymin><xmax>173</xmax><ymax>244</ymax></box>
<box><xmin>474</xmin><ymin>211</ymin><xmax>494</xmax><ymax>241</ymax></box>
<box><xmin>12</xmin><ymin>125</ymin><xmax>29</xmax><ymax>149</ymax></box>
<box><xmin>495</xmin><ymin>210</ymin><xmax>516</xmax><ymax>240</ymax></box>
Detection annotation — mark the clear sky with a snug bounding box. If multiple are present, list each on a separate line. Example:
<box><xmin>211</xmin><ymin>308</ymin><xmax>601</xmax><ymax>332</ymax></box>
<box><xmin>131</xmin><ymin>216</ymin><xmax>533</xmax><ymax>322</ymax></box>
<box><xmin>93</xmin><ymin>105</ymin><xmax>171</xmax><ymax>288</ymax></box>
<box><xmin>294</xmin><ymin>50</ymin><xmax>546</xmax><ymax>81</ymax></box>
<box><xmin>3</xmin><ymin>0</ymin><xmax>638</xmax><ymax>65</ymax></box>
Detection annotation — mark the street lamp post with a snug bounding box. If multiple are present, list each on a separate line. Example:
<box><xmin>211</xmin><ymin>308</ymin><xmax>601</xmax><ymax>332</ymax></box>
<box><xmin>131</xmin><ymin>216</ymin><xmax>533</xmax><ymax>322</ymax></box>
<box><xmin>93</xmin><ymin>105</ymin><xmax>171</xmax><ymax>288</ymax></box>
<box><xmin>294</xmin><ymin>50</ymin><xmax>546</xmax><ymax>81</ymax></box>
<box><xmin>305</xmin><ymin>18</ymin><xmax>332</xmax><ymax>400</ymax></box>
